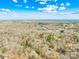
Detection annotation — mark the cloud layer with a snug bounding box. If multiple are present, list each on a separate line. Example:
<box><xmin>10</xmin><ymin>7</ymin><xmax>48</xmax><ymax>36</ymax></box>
<box><xmin>0</xmin><ymin>0</ymin><xmax>78</xmax><ymax>19</ymax></box>
<box><xmin>0</xmin><ymin>8</ymin><xmax>79</xmax><ymax>20</ymax></box>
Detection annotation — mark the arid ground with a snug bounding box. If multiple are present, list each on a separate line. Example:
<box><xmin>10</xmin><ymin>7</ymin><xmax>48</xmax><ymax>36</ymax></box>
<box><xmin>0</xmin><ymin>21</ymin><xmax>79</xmax><ymax>59</ymax></box>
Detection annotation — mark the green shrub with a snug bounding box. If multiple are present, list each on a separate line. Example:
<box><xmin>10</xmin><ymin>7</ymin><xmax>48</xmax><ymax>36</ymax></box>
<box><xmin>73</xmin><ymin>35</ymin><xmax>79</xmax><ymax>42</ymax></box>
<box><xmin>57</xmin><ymin>44</ymin><xmax>69</xmax><ymax>54</ymax></box>
<box><xmin>63</xmin><ymin>44</ymin><xmax>69</xmax><ymax>49</ymax></box>
<box><xmin>20</xmin><ymin>43</ymin><xmax>28</xmax><ymax>49</ymax></box>
<box><xmin>57</xmin><ymin>48</ymin><xmax>66</xmax><ymax>54</ymax></box>
<box><xmin>60</xmin><ymin>30</ymin><xmax>64</xmax><ymax>33</ymax></box>
<box><xmin>1</xmin><ymin>47</ymin><xmax>7</xmax><ymax>53</ymax></box>
<box><xmin>46</xmin><ymin>34</ymin><xmax>56</xmax><ymax>43</ymax></box>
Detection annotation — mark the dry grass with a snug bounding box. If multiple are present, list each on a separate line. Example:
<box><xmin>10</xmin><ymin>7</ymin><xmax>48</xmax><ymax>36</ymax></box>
<box><xmin>0</xmin><ymin>22</ymin><xmax>79</xmax><ymax>59</ymax></box>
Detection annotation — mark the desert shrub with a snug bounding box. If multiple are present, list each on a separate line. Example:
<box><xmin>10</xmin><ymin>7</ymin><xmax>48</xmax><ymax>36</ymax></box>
<box><xmin>38</xmin><ymin>22</ymin><xmax>47</xmax><ymax>25</ymax></box>
<box><xmin>60</xmin><ymin>30</ymin><xmax>64</xmax><ymax>33</ymax></box>
<box><xmin>38</xmin><ymin>22</ymin><xmax>43</xmax><ymax>25</ymax></box>
<box><xmin>20</xmin><ymin>43</ymin><xmax>28</xmax><ymax>49</ymax></box>
<box><xmin>72</xmin><ymin>35</ymin><xmax>79</xmax><ymax>42</ymax></box>
<box><xmin>63</xmin><ymin>44</ymin><xmax>70</xmax><ymax>49</ymax></box>
<box><xmin>46</xmin><ymin>34</ymin><xmax>56</xmax><ymax>43</ymax></box>
<box><xmin>58</xmin><ymin>35</ymin><xmax>64</xmax><ymax>39</ymax></box>
<box><xmin>57</xmin><ymin>48</ymin><xmax>66</xmax><ymax>54</ymax></box>
<box><xmin>35</xmin><ymin>47</ymin><xmax>43</xmax><ymax>56</ymax></box>
<box><xmin>56</xmin><ymin>44</ymin><xmax>69</xmax><ymax>54</ymax></box>
<box><xmin>38</xmin><ymin>33</ymin><xmax>44</xmax><ymax>38</ymax></box>
<box><xmin>1</xmin><ymin>47</ymin><xmax>7</xmax><ymax>53</ymax></box>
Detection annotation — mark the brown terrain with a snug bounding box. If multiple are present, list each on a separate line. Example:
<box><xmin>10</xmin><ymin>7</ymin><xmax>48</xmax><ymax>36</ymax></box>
<box><xmin>0</xmin><ymin>21</ymin><xmax>79</xmax><ymax>59</ymax></box>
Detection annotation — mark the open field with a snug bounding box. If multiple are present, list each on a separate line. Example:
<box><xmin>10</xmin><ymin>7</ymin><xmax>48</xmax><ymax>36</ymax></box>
<box><xmin>0</xmin><ymin>21</ymin><xmax>79</xmax><ymax>59</ymax></box>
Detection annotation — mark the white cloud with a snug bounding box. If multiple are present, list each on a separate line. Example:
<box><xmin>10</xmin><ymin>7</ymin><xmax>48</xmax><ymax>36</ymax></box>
<box><xmin>25</xmin><ymin>6</ymin><xmax>35</xmax><ymax>9</ymax></box>
<box><xmin>24</xmin><ymin>0</ymin><xmax>27</xmax><ymax>3</ymax></box>
<box><xmin>0</xmin><ymin>9</ymin><xmax>18</xmax><ymax>19</ymax></box>
<box><xmin>60</xmin><ymin>3</ymin><xmax>64</xmax><ymax>6</ymax></box>
<box><xmin>25</xmin><ymin>6</ymin><xmax>29</xmax><ymax>8</ymax></box>
<box><xmin>0</xmin><ymin>12</ymin><xmax>8</xmax><ymax>16</ymax></box>
<box><xmin>54</xmin><ymin>0</ymin><xmax>57</xmax><ymax>2</ymax></box>
<box><xmin>39</xmin><ymin>1</ymin><xmax>47</xmax><ymax>4</ymax></box>
<box><xmin>66</xmin><ymin>3</ymin><xmax>71</xmax><ymax>6</ymax></box>
<box><xmin>35</xmin><ymin>0</ymin><xmax>47</xmax><ymax>2</ymax></box>
<box><xmin>13</xmin><ymin>0</ymin><xmax>18</xmax><ymax>3</ymax></box>
<box><xmin>0</xmin><ymin>8</ymin><xmax>11</xmax><ymax>12</ymax></box>
<box><xmin>32</xmin><ymin>6</ymin><xmax>35</xmax><ymax>9</ymax></box>
<box><xmin>47</xmin><ymin>5</ymin><xmax>58</xmax><ymax>9</ymax></box>
<box><xmin>58</xmin><ymin>2</ymin><xmax>70</xmax><ymax>11</ymax></box>
<box><xmin>72</xmin><ymin>10</ymin><xmax>79</xmax><ymax>14</ymax></box>
<box><xmin>38</xmin><ymin>8</ymin><xmax>53</xmax><ymax>12</ymax></box>
<box><xmin>38</xmin><ymin>5</ymin><xmax>58</xmax><ymax>12</ymax></box>
<box><xmin>38</xmin><ymin>8</ymin><xmax>42</xmax><ymax>10</ymax></box>
<box><xmin>0</xmin><ymin>10</ymin><xmax>79</xmax><ymax>20</ymax></box>
<box><xmin>59</xmin><ymin>6</ymin><xmax>66</xmax><ymax>10</ymax></box>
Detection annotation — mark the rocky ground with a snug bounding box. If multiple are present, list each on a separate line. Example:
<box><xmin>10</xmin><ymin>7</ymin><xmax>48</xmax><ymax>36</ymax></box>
<box><xmin>0</xmin><ymin>22</ymin><xmax>79</xmax><ymax>59</ymax></box>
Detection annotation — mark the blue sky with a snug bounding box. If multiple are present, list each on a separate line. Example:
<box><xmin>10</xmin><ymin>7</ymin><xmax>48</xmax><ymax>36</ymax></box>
<box><xmin>0</xmin><ymin>0</ymin><xmax>79</xmax><ymax>20</ymax></box>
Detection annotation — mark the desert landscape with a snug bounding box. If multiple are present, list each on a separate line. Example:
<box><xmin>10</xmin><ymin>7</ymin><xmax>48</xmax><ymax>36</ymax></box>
<box><xmin>0</xmin><ymin>20</ymin><xmax>79</xmax><ymax>59</ymax></box>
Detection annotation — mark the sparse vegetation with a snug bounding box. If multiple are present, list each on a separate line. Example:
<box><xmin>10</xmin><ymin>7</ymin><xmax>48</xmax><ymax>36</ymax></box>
<box><xmin>1</xmin><ymin>47</ymin><xmax>7</xmax><ymax>53</ymax></box>
<box><xmin>38</xmin><ymin>33</ymin><xmax>44</xmax><ymax>38</ymax></box>
<box><xmin>20</xmin><ymin>43</ymin><xmax>28</xmax><ymax>49</ymax></box>
<box><xmin>57</xmin><ymin>44</ymin><xmax>70</xmax><ymax>54</ymax></box>
<box><xmin>46</xmin><ymin>34</ymin><xmax>56</xmax><ymax>43</ymax></box>
<box><xmin>72</xmin><ymin>35</ymin><xmax>79</xmax><ymax>42</ymax></box>
<box><xmin>60</xmin><ymin>29</ymin><xmax>64</xmax><ymax>33</ymax></box>
<box><xmin>0</xmin><ymin>22</ymin><xmax>78</xmax><ymax>59</ymax></box>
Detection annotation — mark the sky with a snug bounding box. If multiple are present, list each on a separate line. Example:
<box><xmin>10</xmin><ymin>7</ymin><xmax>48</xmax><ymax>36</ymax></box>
<box><xmin>0</xmin><ymin>0</ymin><xmax>79</xmax><ymax>20</ymax></box>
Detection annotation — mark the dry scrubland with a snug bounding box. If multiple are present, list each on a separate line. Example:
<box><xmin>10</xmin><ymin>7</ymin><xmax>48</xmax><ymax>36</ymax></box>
<box><xmin>0</xmin><ymin>22</ymin><xmax>79</xmax><ymax>59</ymax></box>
